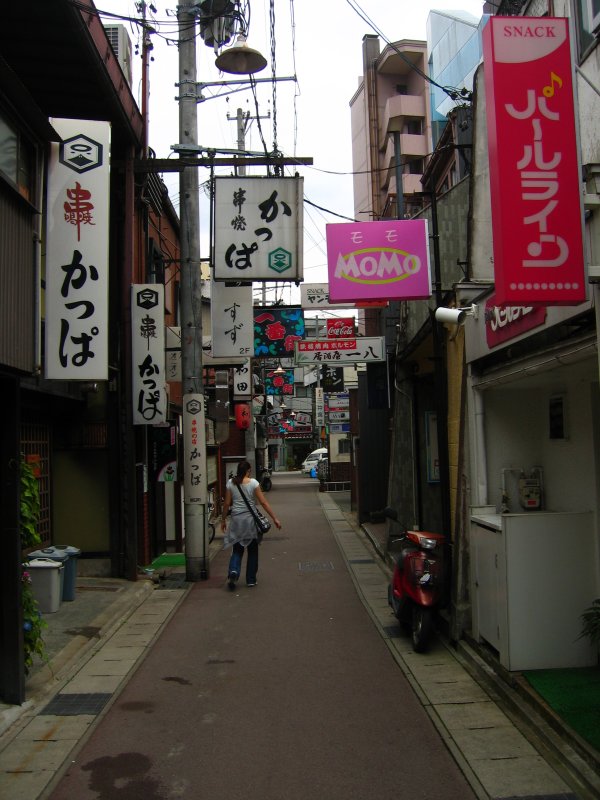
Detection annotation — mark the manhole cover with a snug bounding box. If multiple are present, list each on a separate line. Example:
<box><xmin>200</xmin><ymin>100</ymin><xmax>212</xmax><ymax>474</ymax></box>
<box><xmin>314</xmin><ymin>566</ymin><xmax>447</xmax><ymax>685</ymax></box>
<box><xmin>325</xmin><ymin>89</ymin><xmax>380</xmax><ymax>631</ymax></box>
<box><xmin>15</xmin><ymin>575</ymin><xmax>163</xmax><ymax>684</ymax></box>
<box><xmin>298</xmin><ymin>561</ymin><xmax>335</xmax><ymax>573</ymax></box>
<box><xmin>41</xmin><ymin>693</ymin><xmax>112</xmax><ymax>716</ymax></box>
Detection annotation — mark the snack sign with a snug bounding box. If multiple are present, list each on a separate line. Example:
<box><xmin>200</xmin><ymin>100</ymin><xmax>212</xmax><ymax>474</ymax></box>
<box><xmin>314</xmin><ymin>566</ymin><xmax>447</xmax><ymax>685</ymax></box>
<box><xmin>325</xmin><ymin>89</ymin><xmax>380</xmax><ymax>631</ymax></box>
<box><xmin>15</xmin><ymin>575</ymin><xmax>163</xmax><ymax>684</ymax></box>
<box><xmin>483</xmin><ymin>17</ymin><xmax>585</xmax><ymax>306</ymax></box>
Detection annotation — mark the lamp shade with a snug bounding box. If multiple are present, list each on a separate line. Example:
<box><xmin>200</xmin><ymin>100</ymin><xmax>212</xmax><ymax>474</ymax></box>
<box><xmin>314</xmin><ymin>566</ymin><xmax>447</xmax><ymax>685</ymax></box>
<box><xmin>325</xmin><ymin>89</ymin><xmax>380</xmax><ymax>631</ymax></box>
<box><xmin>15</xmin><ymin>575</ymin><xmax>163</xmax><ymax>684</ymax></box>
<box><xmin>215</xmin><ymin>35</ymin><xmax>267</xmax><ymax>75</ymax></box>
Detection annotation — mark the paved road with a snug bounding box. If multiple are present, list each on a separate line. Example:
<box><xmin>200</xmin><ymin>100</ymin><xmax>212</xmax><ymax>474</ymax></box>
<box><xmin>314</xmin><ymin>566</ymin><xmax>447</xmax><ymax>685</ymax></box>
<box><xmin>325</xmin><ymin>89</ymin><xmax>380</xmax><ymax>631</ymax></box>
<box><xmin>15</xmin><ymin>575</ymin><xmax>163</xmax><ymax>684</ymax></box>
<box><xmin>45</xmin><ymin>474</ymin><xmax>476</xmax><ymax>800</ymax></box>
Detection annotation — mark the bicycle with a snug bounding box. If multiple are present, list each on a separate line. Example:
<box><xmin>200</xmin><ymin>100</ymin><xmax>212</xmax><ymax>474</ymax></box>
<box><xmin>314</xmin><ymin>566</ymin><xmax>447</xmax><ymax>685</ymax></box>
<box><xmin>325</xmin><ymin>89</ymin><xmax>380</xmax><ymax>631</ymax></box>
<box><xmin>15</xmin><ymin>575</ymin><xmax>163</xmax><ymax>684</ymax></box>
<box><xmin>207</xmin><ymin>486</ymin><xmax>219</xmax><ymax>543</ymax></box>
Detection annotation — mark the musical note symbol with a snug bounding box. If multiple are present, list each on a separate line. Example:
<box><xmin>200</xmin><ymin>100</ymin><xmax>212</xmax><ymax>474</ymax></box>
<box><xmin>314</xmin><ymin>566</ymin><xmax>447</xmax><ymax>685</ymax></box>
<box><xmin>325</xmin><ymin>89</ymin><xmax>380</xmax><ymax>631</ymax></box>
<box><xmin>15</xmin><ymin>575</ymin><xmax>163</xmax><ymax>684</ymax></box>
<box><xmin>543</xmin><ymin>72</ymin><xmax>563</xmax><ymax>98</ymax></box>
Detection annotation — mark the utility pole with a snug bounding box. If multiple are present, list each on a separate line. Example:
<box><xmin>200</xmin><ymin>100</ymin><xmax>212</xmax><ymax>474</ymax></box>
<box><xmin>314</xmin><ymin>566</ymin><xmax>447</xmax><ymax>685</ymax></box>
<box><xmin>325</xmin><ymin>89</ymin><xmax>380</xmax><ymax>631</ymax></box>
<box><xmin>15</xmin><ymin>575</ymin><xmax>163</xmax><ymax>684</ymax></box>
<box><xmin>178</xmin><ymin>0</ymin><xmax>208</xmax><ymax>581</ymax></box>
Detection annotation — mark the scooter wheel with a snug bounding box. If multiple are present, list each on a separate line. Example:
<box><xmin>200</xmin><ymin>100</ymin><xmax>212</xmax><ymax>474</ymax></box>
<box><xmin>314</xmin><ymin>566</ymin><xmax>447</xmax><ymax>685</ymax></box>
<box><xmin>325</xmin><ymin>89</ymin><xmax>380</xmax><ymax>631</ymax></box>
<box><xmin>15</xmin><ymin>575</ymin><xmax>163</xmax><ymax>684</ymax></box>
<box><xmin>411</xmin><ymin>606</ymin><xmax>434</xmax><ymax>653</ymax></box>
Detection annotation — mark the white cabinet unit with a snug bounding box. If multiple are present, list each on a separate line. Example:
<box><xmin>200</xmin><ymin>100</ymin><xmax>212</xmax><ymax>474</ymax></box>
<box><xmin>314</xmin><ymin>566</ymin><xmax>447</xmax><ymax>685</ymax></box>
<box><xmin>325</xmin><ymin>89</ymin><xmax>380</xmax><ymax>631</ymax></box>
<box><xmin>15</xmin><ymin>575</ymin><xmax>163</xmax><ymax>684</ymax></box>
<box><xmin>470</xmin><ymin>510</ymin><xmax>598</xmax><ymax>671</ymax></box>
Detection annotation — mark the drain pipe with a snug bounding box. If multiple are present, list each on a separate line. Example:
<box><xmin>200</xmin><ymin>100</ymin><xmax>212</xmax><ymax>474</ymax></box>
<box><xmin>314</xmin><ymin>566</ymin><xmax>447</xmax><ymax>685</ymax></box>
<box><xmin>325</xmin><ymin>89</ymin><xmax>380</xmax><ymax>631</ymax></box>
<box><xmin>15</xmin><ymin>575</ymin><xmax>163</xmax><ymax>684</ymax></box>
<box><xmin>470</xmin><ymin>372</ymin><xmax>488</xmax><ymax>507</ymax></box>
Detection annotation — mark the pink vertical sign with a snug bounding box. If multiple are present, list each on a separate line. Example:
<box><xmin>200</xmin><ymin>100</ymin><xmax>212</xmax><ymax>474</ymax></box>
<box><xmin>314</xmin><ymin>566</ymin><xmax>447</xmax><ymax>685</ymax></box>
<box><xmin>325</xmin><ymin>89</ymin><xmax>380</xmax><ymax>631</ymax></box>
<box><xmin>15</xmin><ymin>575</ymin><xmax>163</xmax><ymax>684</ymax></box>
<box><xmin>326</xmin><ymin>220</ymin><xmax>431</xmax><ymax>303</ymax></box>
<box><xmin>483</xmin><ymin>17</ymin><xmax>585</xmax><ymax>306</ymax></box>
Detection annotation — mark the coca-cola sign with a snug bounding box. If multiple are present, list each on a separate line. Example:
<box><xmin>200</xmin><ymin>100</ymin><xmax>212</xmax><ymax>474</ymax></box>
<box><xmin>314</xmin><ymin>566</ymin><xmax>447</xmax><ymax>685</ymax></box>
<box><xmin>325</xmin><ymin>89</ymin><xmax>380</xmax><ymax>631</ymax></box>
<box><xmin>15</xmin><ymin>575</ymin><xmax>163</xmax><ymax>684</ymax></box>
<box><xmin>485</xmin><ymin>294</ymin><xmax>546</xmax><ymax>348</ymax></box>
<box><xmin>326</xmin><ymin>317</ymin><xmax>355</xmax><ymax>338</ymax></box>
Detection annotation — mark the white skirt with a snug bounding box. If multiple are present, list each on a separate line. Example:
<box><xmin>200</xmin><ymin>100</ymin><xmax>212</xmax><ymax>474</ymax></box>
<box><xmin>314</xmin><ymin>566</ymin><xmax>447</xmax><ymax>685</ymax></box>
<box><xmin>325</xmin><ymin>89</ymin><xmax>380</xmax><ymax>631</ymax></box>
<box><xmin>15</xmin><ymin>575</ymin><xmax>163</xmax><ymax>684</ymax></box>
<box><xmin>223</xmin><ymin>511</ymin><xmax>258</xmax><ymax>549</ymax></box>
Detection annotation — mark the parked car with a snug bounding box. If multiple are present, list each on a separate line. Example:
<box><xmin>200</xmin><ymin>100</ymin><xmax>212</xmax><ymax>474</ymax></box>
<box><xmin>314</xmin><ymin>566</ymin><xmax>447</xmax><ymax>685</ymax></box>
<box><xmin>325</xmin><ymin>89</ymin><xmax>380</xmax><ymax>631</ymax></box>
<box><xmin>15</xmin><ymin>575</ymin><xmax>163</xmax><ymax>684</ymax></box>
<box><xmin>302</xmin><ymin>447</ymin><xmax>328</xmax><ymax>474</ymax></box>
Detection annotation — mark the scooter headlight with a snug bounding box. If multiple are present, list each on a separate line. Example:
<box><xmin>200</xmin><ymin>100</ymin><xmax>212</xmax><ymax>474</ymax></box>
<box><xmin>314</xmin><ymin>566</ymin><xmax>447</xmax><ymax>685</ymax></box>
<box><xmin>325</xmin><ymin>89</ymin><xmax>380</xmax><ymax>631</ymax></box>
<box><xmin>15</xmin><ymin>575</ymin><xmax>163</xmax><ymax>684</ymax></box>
<box><xmin>421</xmin><ymin>537</ymin><xmax>438</xmax><ymax>550</ymax></box>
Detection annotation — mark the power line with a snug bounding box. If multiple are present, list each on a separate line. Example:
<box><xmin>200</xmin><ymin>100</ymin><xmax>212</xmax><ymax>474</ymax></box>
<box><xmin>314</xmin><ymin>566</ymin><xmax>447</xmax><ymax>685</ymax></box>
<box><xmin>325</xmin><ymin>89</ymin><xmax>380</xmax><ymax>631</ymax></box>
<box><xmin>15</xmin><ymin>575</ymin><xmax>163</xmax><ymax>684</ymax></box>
<box><xmin>343</xmin><ymin>0</ymin><xmax>474</xmax><ymax>103</ymax></box>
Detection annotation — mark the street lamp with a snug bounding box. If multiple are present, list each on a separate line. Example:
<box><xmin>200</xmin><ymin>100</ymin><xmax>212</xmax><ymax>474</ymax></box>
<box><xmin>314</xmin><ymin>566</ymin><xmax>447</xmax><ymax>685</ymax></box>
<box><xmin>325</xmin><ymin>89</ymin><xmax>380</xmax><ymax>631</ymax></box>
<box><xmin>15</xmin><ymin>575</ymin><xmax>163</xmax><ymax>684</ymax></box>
<box><xmin>215</xmin><ymin>34</ymin><xmax>267</xmax><ymax>74</ymax></box>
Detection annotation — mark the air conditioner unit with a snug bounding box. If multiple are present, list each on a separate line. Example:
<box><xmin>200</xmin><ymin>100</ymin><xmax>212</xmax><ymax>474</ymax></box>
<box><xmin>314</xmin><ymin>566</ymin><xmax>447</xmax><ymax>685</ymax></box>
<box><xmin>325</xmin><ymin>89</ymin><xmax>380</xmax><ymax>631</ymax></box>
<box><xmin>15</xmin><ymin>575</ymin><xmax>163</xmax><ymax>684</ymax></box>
<box><xmin>104</xmin><ymin>25</ymin><xmax>133</xmax><ymax>87</ymax></box>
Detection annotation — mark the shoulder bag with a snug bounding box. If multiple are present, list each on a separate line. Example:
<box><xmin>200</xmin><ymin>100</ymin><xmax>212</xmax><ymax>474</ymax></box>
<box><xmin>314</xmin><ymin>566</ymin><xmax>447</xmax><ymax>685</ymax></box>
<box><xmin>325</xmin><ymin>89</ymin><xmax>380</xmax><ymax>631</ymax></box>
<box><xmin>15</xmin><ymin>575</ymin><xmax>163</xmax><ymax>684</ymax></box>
<box><xmin>236</xmin><ymin>483</ymin><xmax>272</xmax><ymax>536</ymax></box>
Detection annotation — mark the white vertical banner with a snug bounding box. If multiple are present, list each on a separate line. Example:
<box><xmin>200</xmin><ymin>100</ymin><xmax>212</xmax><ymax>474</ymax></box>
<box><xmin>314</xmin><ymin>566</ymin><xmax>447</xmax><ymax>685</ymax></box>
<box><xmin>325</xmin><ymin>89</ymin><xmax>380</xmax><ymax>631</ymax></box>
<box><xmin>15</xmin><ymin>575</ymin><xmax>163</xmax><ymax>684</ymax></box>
<box><xmin>183</xmin><ymin>394</ymin><xmax>208</xmax><ymax>504</ymax></box>
<box><xmin>165</xmin><ymin>326</ymin><xmax>181</xmax><ymax>382</ymax></box>
<box><xmin>315</xmin><ymin>387</ymin><xmax>325</xmax><ymax>426</ymax></box>
<box><xmin>45</xmin><ymin>119</ymin><xmax>110</xmax><ymax>379</ymax></box>
<box><xmin>131</xmin><ymin>285</ymin><xmax>167</xmax><ymax>425</ymax></box>
<box><xmin>210</xmin><ymin>279</ymin><xmax>254</xmax><ymax>357</ymax></box>
<box><xmin>233</xmin><ymin>358</ymin><xmax>252</xmax><ymax>399</ymax></box>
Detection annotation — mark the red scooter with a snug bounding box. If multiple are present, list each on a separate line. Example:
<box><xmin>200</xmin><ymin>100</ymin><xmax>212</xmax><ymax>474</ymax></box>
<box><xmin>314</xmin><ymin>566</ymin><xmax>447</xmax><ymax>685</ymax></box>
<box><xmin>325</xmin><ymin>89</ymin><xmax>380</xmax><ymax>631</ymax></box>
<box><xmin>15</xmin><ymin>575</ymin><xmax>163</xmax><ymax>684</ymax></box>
<box><xmin>385</xmin><ymin>508</ymin><xmax>445</xmax><ymax>652</ymax></box>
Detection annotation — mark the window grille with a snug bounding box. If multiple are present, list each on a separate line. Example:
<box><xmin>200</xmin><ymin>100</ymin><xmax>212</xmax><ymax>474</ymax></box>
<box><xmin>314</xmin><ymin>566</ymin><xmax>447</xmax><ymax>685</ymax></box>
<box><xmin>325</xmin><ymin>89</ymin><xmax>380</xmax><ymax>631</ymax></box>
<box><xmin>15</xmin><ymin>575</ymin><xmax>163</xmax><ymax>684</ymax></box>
<box><xmin>21</xmin><ymin>423</ymin><xmax>51</xmax><ymax>548</ymax></box>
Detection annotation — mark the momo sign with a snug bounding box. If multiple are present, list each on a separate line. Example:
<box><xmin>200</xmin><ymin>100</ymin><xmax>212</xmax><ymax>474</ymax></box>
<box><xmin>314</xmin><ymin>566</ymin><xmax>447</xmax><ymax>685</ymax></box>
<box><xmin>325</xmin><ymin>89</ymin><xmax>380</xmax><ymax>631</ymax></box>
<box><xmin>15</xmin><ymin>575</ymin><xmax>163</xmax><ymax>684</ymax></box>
<box><xmin>483</xmin><ymin>17</ymin><xmax>585</xmax><ymax>306</ymax></box>
<box><xmin>326</xmin><ymin>220</ymin><xmax>431</xmax><ymax>303</ymax></box>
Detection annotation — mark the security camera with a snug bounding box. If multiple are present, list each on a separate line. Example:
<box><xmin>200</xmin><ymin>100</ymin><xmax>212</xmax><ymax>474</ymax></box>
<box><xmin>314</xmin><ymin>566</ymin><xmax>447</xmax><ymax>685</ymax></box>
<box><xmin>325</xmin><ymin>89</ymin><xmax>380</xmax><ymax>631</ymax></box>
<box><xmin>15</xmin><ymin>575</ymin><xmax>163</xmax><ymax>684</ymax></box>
<box><xmin>435</xmin><ymin>307</ymin><xmax>467</xmax><ymax>325</ymax></box>
<box><xmin>434</xmin><ymin>304</ymin><xmax>478</xmax><ymax>325</ymax></box>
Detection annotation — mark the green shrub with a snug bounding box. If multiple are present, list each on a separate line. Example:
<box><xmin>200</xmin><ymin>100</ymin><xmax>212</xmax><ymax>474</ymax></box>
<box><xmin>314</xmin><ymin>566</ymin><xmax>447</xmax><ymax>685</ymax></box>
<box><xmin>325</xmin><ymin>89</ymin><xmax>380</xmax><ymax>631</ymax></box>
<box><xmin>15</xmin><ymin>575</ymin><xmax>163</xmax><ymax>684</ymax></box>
<box><xmin>20</xmin><ymin>459</ymin><xmax>41</xmax><ymax>549</ymax></box>
<box><xmin>579</xmin><ymin>599</ymin><xmax>600</xmax><ymax>650</ymax></box>
<box><xmin>20</xmin><ymin>457</ymin><xmax>47</xmax><ymax>673</ymax></box>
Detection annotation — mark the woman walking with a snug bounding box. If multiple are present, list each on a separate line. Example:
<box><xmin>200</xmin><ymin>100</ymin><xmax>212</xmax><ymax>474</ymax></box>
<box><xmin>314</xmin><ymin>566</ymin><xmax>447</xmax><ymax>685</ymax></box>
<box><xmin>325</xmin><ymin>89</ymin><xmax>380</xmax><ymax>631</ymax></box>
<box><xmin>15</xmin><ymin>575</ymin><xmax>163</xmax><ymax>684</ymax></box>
<box><xmin>221</xmin><ymin>460</ymin><xmax>282</xmax><ymax>589</ymax></box>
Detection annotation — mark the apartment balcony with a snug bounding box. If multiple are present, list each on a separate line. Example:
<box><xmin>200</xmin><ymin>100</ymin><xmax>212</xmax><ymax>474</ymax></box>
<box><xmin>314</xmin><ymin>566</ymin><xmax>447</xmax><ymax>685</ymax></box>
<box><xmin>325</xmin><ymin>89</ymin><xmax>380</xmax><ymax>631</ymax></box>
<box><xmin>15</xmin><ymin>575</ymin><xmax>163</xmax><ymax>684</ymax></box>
<box><xmin>383</xmin><ymin>173</ymin><xmax>424</xmax><ymax>206</ymax></box>
<box><xmin>381</xmin><ymin>93</ymin><xmax>426</xmax><ymax>137</ymax></box>
<box><xmin>380</xmin><ymin>134</ymin><xmax>427</xmax><ymax>191</ymax></box>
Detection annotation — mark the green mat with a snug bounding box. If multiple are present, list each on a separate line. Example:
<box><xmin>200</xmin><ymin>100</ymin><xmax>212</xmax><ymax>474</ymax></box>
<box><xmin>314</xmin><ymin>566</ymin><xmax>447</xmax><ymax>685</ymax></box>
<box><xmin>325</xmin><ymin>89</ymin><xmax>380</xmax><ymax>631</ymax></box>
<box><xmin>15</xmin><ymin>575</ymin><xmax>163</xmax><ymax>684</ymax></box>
<box><xmin>149</xmin><ymin>553</ymin><xmax>185</xmax><ymax>568</ymax></box>
<box><xmin>523</xmin><ymin>667</ymin><xmax>600</xmax><ymax>751</ymax></box>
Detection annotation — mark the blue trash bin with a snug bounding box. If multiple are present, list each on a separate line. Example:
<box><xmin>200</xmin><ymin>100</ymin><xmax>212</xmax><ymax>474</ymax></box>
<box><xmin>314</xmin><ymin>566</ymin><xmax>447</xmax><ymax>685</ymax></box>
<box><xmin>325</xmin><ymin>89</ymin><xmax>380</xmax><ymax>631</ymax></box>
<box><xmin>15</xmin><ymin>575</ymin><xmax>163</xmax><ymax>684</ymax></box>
<box><xmin>28</xmin><ymin>548</ymin><xmax>68</xmax><ymax>600</ymax></box>
<box><xmin>53</xmin><ymin>545</ymin><xmax>81</xmax><ymax>601</ymax></box>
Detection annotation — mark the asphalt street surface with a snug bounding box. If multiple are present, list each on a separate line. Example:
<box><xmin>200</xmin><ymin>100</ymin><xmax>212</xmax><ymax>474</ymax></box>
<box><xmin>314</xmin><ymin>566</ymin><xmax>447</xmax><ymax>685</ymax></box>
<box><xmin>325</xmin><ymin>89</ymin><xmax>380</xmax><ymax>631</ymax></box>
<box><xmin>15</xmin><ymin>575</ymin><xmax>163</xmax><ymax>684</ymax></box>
<box><xmin>45</xmin><ymin>473</ymin><xmax>476</xmax><ymax>800</ymax></box>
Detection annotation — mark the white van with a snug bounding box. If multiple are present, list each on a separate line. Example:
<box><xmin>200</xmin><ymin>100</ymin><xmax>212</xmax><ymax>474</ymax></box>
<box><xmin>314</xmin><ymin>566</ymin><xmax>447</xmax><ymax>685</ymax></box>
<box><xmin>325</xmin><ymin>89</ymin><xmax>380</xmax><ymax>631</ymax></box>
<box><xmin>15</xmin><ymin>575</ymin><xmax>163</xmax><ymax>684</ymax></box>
<box><xmin>302</xmin><ymin>447</ymin><xmax>328</xmax><ymax>474</ymax></box>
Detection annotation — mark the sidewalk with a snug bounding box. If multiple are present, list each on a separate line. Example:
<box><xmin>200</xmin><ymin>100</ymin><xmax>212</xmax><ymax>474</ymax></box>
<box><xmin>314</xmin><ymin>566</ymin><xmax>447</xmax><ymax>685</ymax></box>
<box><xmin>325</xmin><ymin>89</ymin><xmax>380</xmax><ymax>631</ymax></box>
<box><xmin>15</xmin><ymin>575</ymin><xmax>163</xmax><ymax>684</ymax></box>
<box><xmin>1</xmin><ymin>480</ymin><xmax>599</xmax><ymax>800</ymax></box>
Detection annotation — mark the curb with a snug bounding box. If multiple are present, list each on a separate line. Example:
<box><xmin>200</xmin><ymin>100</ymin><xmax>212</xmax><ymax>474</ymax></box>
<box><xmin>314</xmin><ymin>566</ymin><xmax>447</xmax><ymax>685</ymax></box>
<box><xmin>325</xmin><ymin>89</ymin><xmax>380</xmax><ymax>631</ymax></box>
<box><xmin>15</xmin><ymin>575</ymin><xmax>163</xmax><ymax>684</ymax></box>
<box><xmin>456</xmin><ymin>637</ymin><xmax>600</xmax><ymax>799</ymax></box>
<box><xmin>0</xmin><ymin>578</ymin><xmax>154</xmax><ymax>743</ymax></box>
<box><xmin>355</xmin><ymin>505</ymin><xmax>600</xmax><ymax>798</ymax></box>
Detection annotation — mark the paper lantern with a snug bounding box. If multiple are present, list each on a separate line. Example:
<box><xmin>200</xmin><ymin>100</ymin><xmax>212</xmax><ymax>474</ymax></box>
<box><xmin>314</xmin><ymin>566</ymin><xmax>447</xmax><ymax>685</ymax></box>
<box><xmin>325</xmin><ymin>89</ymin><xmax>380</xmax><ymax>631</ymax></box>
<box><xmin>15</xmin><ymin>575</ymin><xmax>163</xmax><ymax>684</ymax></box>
<box><xmin>235</xmin><ymin>403</ymin><xmax>251</xmax><ymax>430</ymax></box>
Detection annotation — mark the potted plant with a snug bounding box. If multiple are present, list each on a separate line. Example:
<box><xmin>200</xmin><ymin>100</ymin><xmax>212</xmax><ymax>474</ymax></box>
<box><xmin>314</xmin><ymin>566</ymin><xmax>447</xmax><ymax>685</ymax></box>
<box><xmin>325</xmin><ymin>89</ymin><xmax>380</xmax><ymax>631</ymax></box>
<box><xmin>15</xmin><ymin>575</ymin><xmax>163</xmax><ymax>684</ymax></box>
<box><xmin>579</xmin><ymin>599</ymin><xmax>600</xmax><ymax>663</ymax></box>
<box><xmin>20</xmin><ymin>457</ymin><xmax>47</xmax><ymax>674</ymax></box>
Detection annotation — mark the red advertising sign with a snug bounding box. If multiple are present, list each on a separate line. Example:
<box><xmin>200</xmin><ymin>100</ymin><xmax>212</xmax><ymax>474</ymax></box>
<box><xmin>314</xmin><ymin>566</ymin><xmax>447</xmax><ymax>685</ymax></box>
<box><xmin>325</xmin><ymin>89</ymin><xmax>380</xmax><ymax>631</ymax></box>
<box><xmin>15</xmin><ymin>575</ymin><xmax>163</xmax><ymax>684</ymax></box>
<box><xmin>484</xmin><ymin>294</ymin><xmax>547</xmax><ymax>348</ymax></box>
<box><xmin>483</xmin><ymin>17</ymin><xmax>585</xmax><ymax>307</ymax></box>
<box><xmin>326</xmin><ymin>317</ymin><xmax>355</xmax><ymax>338</ymax></box>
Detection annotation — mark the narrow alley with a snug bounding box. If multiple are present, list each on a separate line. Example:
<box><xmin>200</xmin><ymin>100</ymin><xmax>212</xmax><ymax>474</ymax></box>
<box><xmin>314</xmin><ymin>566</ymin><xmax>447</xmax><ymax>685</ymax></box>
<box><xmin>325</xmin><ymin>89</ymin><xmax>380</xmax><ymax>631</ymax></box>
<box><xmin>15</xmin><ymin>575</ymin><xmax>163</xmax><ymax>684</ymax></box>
<box><xmin>1</xmin><ymin>473</ymin><xmax>587</xmax><ymax>800</ymax></box>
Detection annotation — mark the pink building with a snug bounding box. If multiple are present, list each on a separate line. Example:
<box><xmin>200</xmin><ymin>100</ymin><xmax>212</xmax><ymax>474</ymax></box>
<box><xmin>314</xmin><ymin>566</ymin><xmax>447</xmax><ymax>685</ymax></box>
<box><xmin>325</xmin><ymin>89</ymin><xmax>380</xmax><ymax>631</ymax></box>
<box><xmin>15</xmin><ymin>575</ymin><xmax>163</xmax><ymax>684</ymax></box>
<box><xmin>350</xmin><ymin>35</ymin><xmax>432</xmax><ymax>223</ymax></box>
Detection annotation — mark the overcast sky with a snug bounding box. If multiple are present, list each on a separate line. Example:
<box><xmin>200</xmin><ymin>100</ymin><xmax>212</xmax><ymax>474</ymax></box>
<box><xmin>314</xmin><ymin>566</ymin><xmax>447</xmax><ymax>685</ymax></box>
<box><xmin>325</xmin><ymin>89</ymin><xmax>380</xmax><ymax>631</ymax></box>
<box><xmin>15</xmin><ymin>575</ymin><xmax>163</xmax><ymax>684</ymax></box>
<box><xmin>97</xmin><ymin>0</ymin><xmax>485</xmax><ymax>303</ymax></box>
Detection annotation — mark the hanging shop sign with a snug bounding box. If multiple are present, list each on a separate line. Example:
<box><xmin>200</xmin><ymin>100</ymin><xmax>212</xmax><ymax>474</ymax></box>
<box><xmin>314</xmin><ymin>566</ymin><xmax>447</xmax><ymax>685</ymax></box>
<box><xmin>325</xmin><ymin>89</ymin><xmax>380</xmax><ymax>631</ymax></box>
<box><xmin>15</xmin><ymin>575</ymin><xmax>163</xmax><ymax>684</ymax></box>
<box><xmin>326</xmin><ymin>317</ymin><xmax>355</xmax><ymax>338</ymax></box>
<box><xmin>484</xmin><ymin>294</ymin><xmax>547</xmax><ymax>348</ymax></box>
<box><xmin>295</xmin><ymin>337</ymin><xmax>385</xmax><ymax>365</ymax></box>
<box><xmin>325</xmin><ymin>392</ymin><xmax>349</xmax><ymax>411</ymax></box>
<box><xmin>183</xmin><ymin>394</ymin><xmax>208</xmax><ymax>504</ymax></box>
<box><xmin>233</xmin><ymin>359</ymin><xmax>252</xmax><ymax>399</ymax></box>
<box><xmin>264</xmin><ymin>368</ymin><xmax>295</xmax><ymax>397</ymax></box>
<box><xmin>315</xmin><ymin>387</ymin><xmax>325</xmax><ymax>426</ymax></box>
<box><xmin>254</xmin><ymin>306</ymin><xmax>305</xmax><ymax>357</ymax></box>
<box><xmin>300</xmin><ymin>282</ymin><xmax>388</xmax><ymax>310</ymax></box>
<box><xmin>329</xmin><ymin>424</ymin><xmax>350</xmax><ymax>434</ymax></box>
<box><xmin>326</xmin><ymin>220</ymin><xmax>431</xmax><ymax>303</ymax></box>
<box><xmin>45</xmin><ymin>119</ymin><xmax>110</xmax><ymax>379</ymax></box>
<box><xmin>210</xmin><ymin>278</ymin><xmax>254</xmax><ymax>357</ymax></box>
<box><xmin>328</xmin><ymin>411</ymin><xmax>350</xmax><ymax>422</ymax></box>
<box><xmin>152</xmin><ymin>424</ymin><xmax>178</xmax><ymax>483</ymax></box>
<box><xmin>483</xmin><ymin>17</ymin><xmax>585</xmax><ymax>306</ymax></box>
<box><xmin>166</xmin><ymin>326</ymin><xmax>181</xmax><ymax>382</ymax></box>
<box><xmin>321</xmin><ymin>366</ymin><xmax>344</xmax><ymax>392</ymax></box>
<box><xmin>131</xmin><ymin>285</ymin><xmax>167</xmax><ymax>425</ymax></box>
<box><xmin>214</xmin><ymin>176</ymin><xmax>303</xmax><ymax>282</ymax></box>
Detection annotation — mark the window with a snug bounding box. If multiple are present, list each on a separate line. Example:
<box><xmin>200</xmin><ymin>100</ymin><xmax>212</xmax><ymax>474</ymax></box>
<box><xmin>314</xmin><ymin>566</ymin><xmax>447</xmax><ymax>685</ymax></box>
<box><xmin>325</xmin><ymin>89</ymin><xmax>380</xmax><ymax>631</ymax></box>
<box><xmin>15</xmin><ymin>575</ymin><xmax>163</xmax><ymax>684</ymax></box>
<box><xmin>404</xmin><ymin>119</ymin><xmax>422</xmax><ymax>135</ymax></box>
<box><xmin>408</xmin><ymin>158</ymin><xmax>424</xmax><ymax>175</ymax></box>
<box><xmin>587</xmin><ymin>0</ymin><xmax>600</xmax><ymax>33</ymax></box>
<box><xmin>0</xmin><ymin>111</ymin><xmax>35</xmax><ymax>201</ymax></box>
<box><xmin>338</xmin><ymin>438</ymin><xmax>351</xmax><ymax>455</ymax></box>
<box><xmin>576</xmin><ymin>0</ymin><xmax>597</xmax><ymax>58</ymax></box>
